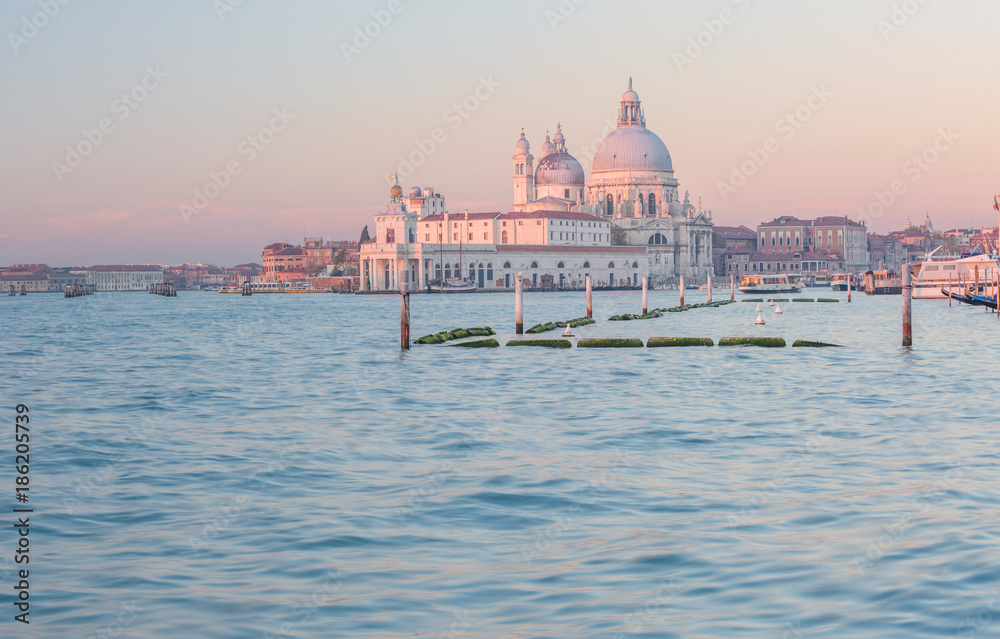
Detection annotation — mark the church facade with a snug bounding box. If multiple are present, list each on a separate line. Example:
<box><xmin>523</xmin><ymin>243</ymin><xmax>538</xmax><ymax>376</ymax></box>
<box><xmin>360</xmin><ymin>81</ymin><xmax>714</xmax><ymax>292</ymax></box>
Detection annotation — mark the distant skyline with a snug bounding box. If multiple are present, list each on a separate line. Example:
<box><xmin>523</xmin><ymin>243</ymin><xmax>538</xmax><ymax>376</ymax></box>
<box><xmin>2</xmin><ymin>0</ymin><xmax>999</xmax><ymax>266</ymax></box>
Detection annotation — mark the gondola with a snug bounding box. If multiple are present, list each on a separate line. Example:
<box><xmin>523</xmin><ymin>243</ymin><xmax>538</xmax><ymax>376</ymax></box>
<box><xmin>941</xmin><ymin>287</ymin><xmax>997</xmax><ymax>309</ymax></box>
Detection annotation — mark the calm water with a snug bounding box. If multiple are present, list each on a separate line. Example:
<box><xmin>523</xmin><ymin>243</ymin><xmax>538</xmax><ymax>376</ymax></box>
<box><xmin>2</xmin><ymin>289</ymin><xmax>999</xmax><ymax>638</ymax></box>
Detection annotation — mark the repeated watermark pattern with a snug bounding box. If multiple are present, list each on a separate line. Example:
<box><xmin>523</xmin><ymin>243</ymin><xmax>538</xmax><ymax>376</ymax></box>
<box><xmin>340</xmin><ymin>0</ymin><xmax>408</xmax><ymax>63</ymax></box>
<box><xmin>716</xmin><ymin>85</ymin><xmax>834</xmax><ymax>202</ymax></box>
<box><xmin>519</xmin><ymin>450</ymin><xmax>633</xmax><ymax>563</ymax></box>
<box><xmin>878</xmin><ymin>0</ymin><xmax>931</xmax><ymax>41</ymax></box>
<box><xmin>955</xmin><ymin>589</ymin><xmax>1000</xmax><ymax>638</ymax></box>
<box><xmin>187</xmin><ymin>440</ymin><xmax>302</xmax><ymax>556</ymax></box>
<box><xmin>213</xmin><ymin>0</ymin><xmax>246</xmax><ymax>21</ymax></box>
<box><xmin>610</xmin><ymin>575</ymin><xmax>683</xmax><ymax>638</ymax></box>
<box><xmin>855</xmin><ymin>127</ymin><xmax>959</xmax><ymax>227</ymax></box>
<box><xmin>726</xmin><ymin>418</ymin><xmax>836</xmax><ymax>529</ymax></box>
<box><xmin>7</xmin><ymin>0</ymin><xmax>72</xmax><ymax>55</ymax></box>
<box><xmin>262</xmin><ymin>568</ymin><xmax>347</xmax><ymax>638</ymax></box>
<box><xmin>385</xmin><ymin>74</ymin><xmax>501</xmax><ymax>185</ymax></box>
<box><xmin>178</xmin><ymin>106</ymin><xmax>296</xmax><ymax>223</ymax></box>
<box><xmin>52</xmin><ymin>65</ymin><xmax>169</xmax><ymax>183</ymax></box>
<box><xmin>673</xmin><ymin>0</ymin><xmax>753</xmax><ymax>72</ymax></box>
<box><xmin>62</xmin><ymin>418</ymin><xmax>160</xmax><ymax>515</ymax></box>
<box><xmin>81</xmin><ymin>600</ymin><xmax>141</xmax><ymax>639</ymax></box>
<box><xmin>545</xmin><ymin>0</ymin><xmax>589</xmax><ymax>31</ymax></box>
<box><xmin>849</xmin><ymin>464</ymin><xmax>965</xmax><ymax>575</ymax></box>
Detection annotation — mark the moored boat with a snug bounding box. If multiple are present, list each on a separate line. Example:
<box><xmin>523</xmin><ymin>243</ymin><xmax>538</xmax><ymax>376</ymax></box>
<box><xmin>912</xmin><ymin>251</ymin><xmax>998</xmax><ymax>299</ymax></box>
<box><xmin>219</xmin><ymin>282</ymin><xmax>328</xmax><ymax>293</ymax></box>
<box><xmin>739</xmin><ymin>274</ymin><xmax>803</xmax><ymax>294</ymax></box>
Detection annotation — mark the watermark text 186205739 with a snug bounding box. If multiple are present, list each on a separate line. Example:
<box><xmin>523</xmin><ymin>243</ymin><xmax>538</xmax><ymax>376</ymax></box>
<box><xmin>13</xmin><ymin>403</ymin><xmax>32</xmax><ymax>625</ymax></box>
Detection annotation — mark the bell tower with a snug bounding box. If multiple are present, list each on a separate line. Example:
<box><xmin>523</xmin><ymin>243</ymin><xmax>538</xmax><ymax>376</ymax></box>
<box><xmin>512</xmin><ymin>130</ymin><xmax>534</xmax><ymax>205</ymax></box>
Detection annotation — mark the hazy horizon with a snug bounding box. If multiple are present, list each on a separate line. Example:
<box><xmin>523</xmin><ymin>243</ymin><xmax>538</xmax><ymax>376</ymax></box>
<box><xmin>3</xmin><ymin>0</ymin><xmax>999</xmax><ymax>266</ymax></box>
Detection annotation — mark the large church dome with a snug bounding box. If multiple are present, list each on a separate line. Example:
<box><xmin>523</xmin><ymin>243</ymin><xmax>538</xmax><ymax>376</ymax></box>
<box><xmin>592</xmin><ymin>127</ymin><xmax>673</xmax><ymax>172</ymax></box>
<box><xmin>592</xmin><ymin>81</ymin><xmax>673</xmax><ymax>173</ymax></box>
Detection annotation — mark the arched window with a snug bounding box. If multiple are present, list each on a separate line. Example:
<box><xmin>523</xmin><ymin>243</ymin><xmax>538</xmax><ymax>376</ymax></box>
<box><xmin>503</xmin><ymin>261</ymin><xmax>511</xmax><ymax>269</ymax></box>
<box><xmin>767</xmin><ymin>264</ymin><xmax>772</xmax><ymax>271</ymax></box>
<box><xmin>648</xmin><ymin>193</ymin><xmax>656</xmax><ymax>217</ymax></box>
<box><xmin>445</xmin><ymin>263</ymin><xmax>452</xmax><ymax>278</ymax></box>
<box><xmin>632</xmin><ymin>262</ymin><xmax>639</xmax><ymax>268</ymax></box>
<box><xmin>486</xmin><ymin>263</ymin><xmax>493</xmax><ymax>281</ymax></box>
<box><xmin>583</xmin><ymin>261</ymin><xmax>590</xmax><ymax>269</ymax></box>
<box><xmin>557</xmin><ymin>262</ymin><xmax>565</xmax><ymax>269</ymax></box>
<box><xmin>648</xmin><ymin>233</ymin><xmax>667</xmax><ymax>245</ymax></box>
<box><xmin>435</xmin><ymin>263</ymin><xmax>442</xmax><ymax>280</ymax></box>
<box><xmin>606</xmin><ymin>194</ymin><xmax>613</xmax><ymax>217</ymax></box>
<box><xmin>608</xmin><ymin>262</ymin><xmax>615</xmax><ymax>269</ymax></box>
<box><xmin>501</xmin><ymin>230</ymin><xmax>509</xmax><ymax>244</ymax></box>
<box><xmin>470</xmin><ymin>263</ymin><xmax>475</xmax><ymax>273</ymax></box>
<box><xmin>530</xmin><ymin>261</ymin><xmax>538</xmax><ymax>269</ymax></box>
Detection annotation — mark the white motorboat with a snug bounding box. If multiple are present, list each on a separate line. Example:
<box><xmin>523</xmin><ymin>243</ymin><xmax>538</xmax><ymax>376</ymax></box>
<box><xmin>911</xmin><ymin>251</ymin><xmax>999</xmax><ymax>299</ymax></box>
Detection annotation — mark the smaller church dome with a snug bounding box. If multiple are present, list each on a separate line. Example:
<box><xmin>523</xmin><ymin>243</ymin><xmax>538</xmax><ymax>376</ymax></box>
<box><xmin>536</xmin><ymin>152</ymin><xmax>585</xmax><ymax>187</ymax></box>
<box><xmin>409</xmin><ymin>186</ymin><xmax>422</xmax><ymax>198</ymax></box>
<box><xmin>515</xmin><ymin>132</ymin><xmax>530</xmax><ymax>155</ymax></box>
<box><xmin>622</xmin><ymin>89</ymin><xmax>640</xmax><ymax>103</ymax></box>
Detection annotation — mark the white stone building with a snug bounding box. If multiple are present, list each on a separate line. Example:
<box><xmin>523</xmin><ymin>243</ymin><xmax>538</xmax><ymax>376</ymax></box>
<box><xmin>75</xmin><ymin>265</ymin><xmax>164</xmax><ymax>291</ymax></box>
<box><xmin>360</xmin><ymin>80</ymin><xmax>714</xmax><ymax>291</ymax></box>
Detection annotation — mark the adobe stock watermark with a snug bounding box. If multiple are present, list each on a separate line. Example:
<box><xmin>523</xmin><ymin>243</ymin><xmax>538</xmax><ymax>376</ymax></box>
<box><xmin>849</xmin><ymin>464</ymin><xmax>964</xmax><ymax>575</ymax></box>
<box><xmin>213</xmin><ymin>0</ymin><xmax>245</xmax><ymax>21</ymax></box>
<box><xmin>82</xmin><ymin>600</ymin><xmax>141</xmax><ymax>639</ymax></box>
<box><xmin>856</xmin><ymin>127</ymin><xmax>959</xmax><ymax>227</ymax></box>
<box><xmin>717</xmin><ymin>85</ymin><xmax>833</xmax><ymax>201</ymax></box>
<box><xmin>263</xmin><ymin>569</ymin><xmax>347</xmax><ymax>638</ymax></box>
<box><xmin>7</xmin><ymin>0</ymin><xmax>72</xmax><ymax>55</ymax></box>
<box><xmin>611</xmin><ymin>575</ymin><xmax>683</xmax><ymax>638</ymax></box>
<box><xmin>178</xmin><ymin>107</ymin><xmax>296</xmax><ymax>224</ymax></box>
<box><xmin>385</xmin><ymin>75</ymin><xmax>501</xmax><ymax>184</ymax></box>
<box><xmin>955</xmin><ymin>589</ymin><xmax>1000</xmax><ymax>639</ymax></box>
<box><xmin>673</xmin><ymin>0</ymin><xmax>752</xmax><ymax>72</ymax></box>
<box><xmin>545</xmin><ymin>0</ymin><xmax>588</xmax><ymax>31</ymax></box>
<box><xmin>51</xmin><ymin>65</ymin><xmax>168</xmax><ymax>184</ymax></box>
<box><xmin>877</xmin><ymin>0</ymin><xmax>930</xmax><ymax>41</ymax></box>
<box><xmin>340</xmin><ymin>0</ymin><xmax>408</xmax><ymax>63</ymax></box>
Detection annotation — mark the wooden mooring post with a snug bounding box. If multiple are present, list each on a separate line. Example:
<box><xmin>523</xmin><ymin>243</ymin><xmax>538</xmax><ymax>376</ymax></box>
<box><xmin>707</xmin><ymin>274</ymin><xmax>712</xmax><ymax>304</ymax></box>
<box><xmin>400</xmin><ymin>278</ymin><xmax>410</xmax><ymax>351</ymax></box>
<box><xmin>730</xmin><ymin>274</ymin><xmax>734</xmax><ymax>301</ymax></box>
<box><xmin>515</xmin><ymin>273</ymin><xmax>523</xmax><ymax>335</ymax></box>
<box><xmin>847</xmin><ymin>274</ymin><xmax>852</xmax><ymax>302</ymax></box>
<box><xmin>642</xmin><ymin>276</ymin><xmax>648</xmax><ymax>315</ymax></box>
<box><xmin>586</xmin><ymin>274</ymin><xmax>592</xmax><ymax>319</ymax></box>
<box><xmin>902</xmin><ymin>265</ymin><xmax>913</xmax><ymax>347</ymax></box>
<box><xmin>679</xmin><ymin>274</ymin><xmax>685</xmax><ymax>307</ymax></box>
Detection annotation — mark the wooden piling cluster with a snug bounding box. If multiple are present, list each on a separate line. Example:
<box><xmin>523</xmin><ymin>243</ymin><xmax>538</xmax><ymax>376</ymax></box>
<box><xmin>149</xmin><ymin>283</ymin><xmax>177</xmax><ymax>297</ymax></box>
<box><xmin>241</xmin><ymin>281</ymin><xmax>253</xmax><ymax>296</ymax></box>
<box><xmin>64</xmin><ymin>284</ymin><xmax>94</xmax><ymax>298</ymax></box>
<box><xmin>8</xmin><ymin>285</ymin><xmax>15</xmax><ymax>296</ymax></box>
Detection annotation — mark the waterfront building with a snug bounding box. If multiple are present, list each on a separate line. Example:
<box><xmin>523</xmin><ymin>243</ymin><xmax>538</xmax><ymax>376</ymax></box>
<box><xmin>74</xmin><ymin>265</ymin><xmax>164</xmax><ymax>291</ymax></box>
<box><xmin>748</xmin><ymin>215</ymin><xmax>869</xmax><ymax>277</ymax></box>
<box><xmin>0</xmin><ymin>274</ymin><xmax>50</xmax><ymax>292</ymax></box>
<box><xmin>360</xmin><ymin>81</ymin><xmax>712</xmax><ymax>291</ymax></box>
<box><xmin>867</xmin><ymin>234</ymin><xmax>906</xmax><ymax>274</ymax></box>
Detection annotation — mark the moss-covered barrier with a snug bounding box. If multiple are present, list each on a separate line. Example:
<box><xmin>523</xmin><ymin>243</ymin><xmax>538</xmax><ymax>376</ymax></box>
<box><xmin>742</xmin><ymin>299</ymin><xmax>764</xmax><ymax>303</ymax></box>
<box><xmin>415</xmin><ymin>326</ymin><xmax>495</xmax><ymax>344</ymax></box>
<box><xmin>647</xmin><ymin>337</ymin><xmax>714</xmax><ymax>347</ymax></box>
<box><xmin>718</xmin><ymin>337</ymin><xmax>787</xmax><ymax>348</ymax></box>
<box><xmin>506</xmin><ymin>339</ymin><xmax>572</xmax><ymax>349</ymax></box>
<box><xmin>577</xmin><ymin>338</ymin><xmax>645</xmax><ymax>348</ymax></box>
<box><xmin>771</xmin><ymin>298</ymin><xmax>790</xmax><ymax>302</ymax></box>
<box><xmin>452</xmin><ymin>338</ymin><xmax>499</xmax><ymax>348</ymax></box>
<box><xmin>792</xmin><ymin>340</ymin><xmax>842</xmax><ymax>348</ymax></box>
<box><xmin>526</xmin><ymin>317</ymin><xmax>595</xmax><ymax>333</ymax></box>
<box><xmin>817</xmin><ymin>299</ymin><xmax>840</xmax><ymax>303</ymax></box>
<box><xmin>792</xmin><ymin>298</ymin><xmax>815</xmax><ymax>303</ymax></box>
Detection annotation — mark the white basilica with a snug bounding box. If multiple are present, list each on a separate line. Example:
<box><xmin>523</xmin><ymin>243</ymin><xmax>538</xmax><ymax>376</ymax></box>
<box><xmin>360</xmin><ymin>81</ymin><xmax>714</xmax><ymax>292</ymax></box>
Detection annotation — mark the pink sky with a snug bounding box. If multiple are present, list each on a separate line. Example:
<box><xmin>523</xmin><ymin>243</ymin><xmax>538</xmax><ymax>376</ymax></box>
<box><xmin>2</xmin><ymin>0</ymin><xmax>999</xmax><ymax>266</ymax></box>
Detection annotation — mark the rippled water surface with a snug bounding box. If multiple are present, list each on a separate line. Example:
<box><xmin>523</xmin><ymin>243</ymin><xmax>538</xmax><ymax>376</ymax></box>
<box><xmin>2</xmin><ymin>289</ymin><xmax>999</xmax><ymax>638</ymax></box>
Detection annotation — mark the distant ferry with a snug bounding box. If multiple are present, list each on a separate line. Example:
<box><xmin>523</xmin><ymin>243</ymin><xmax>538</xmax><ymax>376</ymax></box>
<box><xmin>739</xmin><ymin>274</ymin><xmax>803</xmax><ymax>294</ymax></box>
<box><xmin>831</xmin><ymin>274</ymin><xmax>859</xmax><ymax>291</ymax></box>
<box><xmin>912</xmin><ymin>252</ymin><xmax>999</xmax><ymax>299</ymax></box>
<box><xmin>219</xmin><ymin>282</ymin><xmax>328</xmax><ymax>294</ymax></box>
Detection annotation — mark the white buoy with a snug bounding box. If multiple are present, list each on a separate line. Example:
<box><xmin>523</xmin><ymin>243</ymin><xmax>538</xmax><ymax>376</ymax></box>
<box><xmin>563</xmin><ymin>322</ymin><xmax>574</xmax><ymax>337</ymax></box>
<box><xmin>768</xmin><ymin>299</ymin><xmax>775</xmax><ymax>307</ymax></box>
<box><xmin>775</xmin><ymin>304</ymin><xmax>783</xmax><ymax>314</ymax></box>
<box><xmin>755</xmin><ymin>304</ymin><xmax>762</xmax><ymax>312</ymax></box>
<box><xmin>755</xmin><ymin>312</ymin><xmax>766</xmax><ymax>325</ymax></box>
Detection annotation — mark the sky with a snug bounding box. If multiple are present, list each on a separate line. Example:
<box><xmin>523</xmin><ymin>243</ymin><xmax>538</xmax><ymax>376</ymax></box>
<box><xmin>1</xmin><ymin>0</ymin><xmax>999</xmax><ymax>267</ymax></box>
